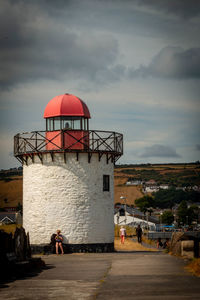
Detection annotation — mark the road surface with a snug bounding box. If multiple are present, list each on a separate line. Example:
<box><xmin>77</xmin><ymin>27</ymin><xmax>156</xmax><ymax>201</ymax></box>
<box><xmin>1</xmin><ymin>251</ymin><xmax>200</xmax><ymax>299</ymax></box>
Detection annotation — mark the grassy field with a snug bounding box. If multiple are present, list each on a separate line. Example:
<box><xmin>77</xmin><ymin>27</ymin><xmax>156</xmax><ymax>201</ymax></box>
<box><xmin>0</xmin><ymin>170</ymin><xmax>144</xmax><ymax>208</ymax></box>
<box><xmin>185</xmin><ymin>258</ymin><xmax>200</xmax><ymax>277</ymax></box>
<box><xmin>0</xmin><ymin>176</ymin><xmax>22</xmax><ymax>209</ymax></box>
<box><xmin>114</xmin><ymin>237</ymin><xmax>157</xmax><ymax>252</ymax></box>
<box><xmin>0</xmin><ymin>163</ymin><xmax>199</xmax><ymax>209</ymax></box>
<box><xmin>115</xmin><ymin>163</ymin><xmax>200</xmax><ymax>205</ymax></box>
<box><xmin>114</xmin><ymin>174</ymin><xmax>143</xmax><ymax>205</ymax></box>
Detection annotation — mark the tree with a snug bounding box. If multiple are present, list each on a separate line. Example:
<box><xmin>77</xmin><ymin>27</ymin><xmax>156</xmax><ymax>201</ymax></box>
<box><xmin>161</xmin><ymin>211</ymin><xmax>174</xmax><ymax>225</ymax></box>
<box><xmin>177</xmin><ymin>201</ymin><xmax>198</xmax><ymax>226</ymax></box>
<box><xmin>152</xmin><ymin>188</ymin><xmax>200</xmax><ymax>209</ymax></box>
<box><xmin>187</xmin><ymin>205</ymin><xmax>199</xmax><ymax>225</ymax></box>
<box><xmin>148</xmin><ymin>207</ymin><xmax>154</xmax><ymax>216</ymax></box>
<box><xmin>177</xmin><ymin>200</ymin><xmax>188</xmax><ymax>225</ymax></box>
<box><xmin>135</xmin><ymin>195</ymin><xmax>155</xmax><ymax>214</ymax></box>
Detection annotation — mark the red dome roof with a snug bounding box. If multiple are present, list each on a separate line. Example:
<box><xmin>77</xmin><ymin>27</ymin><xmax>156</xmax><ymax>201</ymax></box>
<box><xmin>43</xmin><ymin>94</ymin><xmax>91</xmax><ymax>118</ymax></box>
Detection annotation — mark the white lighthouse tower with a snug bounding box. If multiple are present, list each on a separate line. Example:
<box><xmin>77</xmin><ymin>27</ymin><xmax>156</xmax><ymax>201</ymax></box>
<box><xmin>14</xmin><ymin>93</ymin><xmax>123</xmax><ymax>252</ymax></box>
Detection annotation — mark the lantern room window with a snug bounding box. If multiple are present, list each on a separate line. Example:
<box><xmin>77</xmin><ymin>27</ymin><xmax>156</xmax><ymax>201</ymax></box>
<box><xmin>47</xmin><ymin>118</ymin><xmax>54</xmax><ymax>131</ymax></box>
<box><xmin>46</xmin><ymin>117</ymin><xmax>89</xmax><ymax>131</ymax></box>
<box><xmin>54</xmin><ymin>118</ymin><xmax>60</xmax><ymax>130</ymax></box>
<box><xmin>73</xmin><ymin>119</ymin><xmax>81</xmax><ymax>129</ymax></box>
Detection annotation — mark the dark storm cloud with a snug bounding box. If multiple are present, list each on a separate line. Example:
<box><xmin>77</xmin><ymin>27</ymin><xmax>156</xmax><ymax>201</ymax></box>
<box><xmin>1</xmin><ymin>0</ymin><xmax>200</xmax><ymax>90</ymax></box>
<box><xmin>196</xmin><ymin>144</ymin><xmax>200</xmax><ymax>151</ymax></box>
<box><xmin>8</xmin><ymin>0</ymin><xmax>200</xmax><ymax>19</ymax></box>
<box><xmin>128</xmin><ymin>47</ymin><xmax>200</xmax><ymax>79</ymax></box>
<box><xmin>137</xmin><ymin>0</ymin><xmax>200</xmax><ymax>19</ymax></box>
<box><xmin>0</xmin><ymin>0</ymin><xmax>120</xmax><ymax>90</ymax></box>
<box><xmin>140</xmin><ymin>144</ymin><xmax>181</xmax><ymax>158</ymax></box>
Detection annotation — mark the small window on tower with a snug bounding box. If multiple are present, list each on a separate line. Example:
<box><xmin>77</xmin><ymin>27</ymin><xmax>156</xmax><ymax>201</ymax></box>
<box><xmin>47</xmin><ymin>118</ymin><xmax>54</xmax><ymax>131</ymax></box>
<box><xmin>103</xmin><ymin>175</ymin><xmax>110</xmax><ymax>191</ymax></box>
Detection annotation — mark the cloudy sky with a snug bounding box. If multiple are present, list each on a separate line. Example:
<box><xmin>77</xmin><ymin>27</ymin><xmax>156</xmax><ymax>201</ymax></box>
<box><xmin>0</xmin><ymin>0</ymin><xmax>200</xmax><ymax>169</ymax></box>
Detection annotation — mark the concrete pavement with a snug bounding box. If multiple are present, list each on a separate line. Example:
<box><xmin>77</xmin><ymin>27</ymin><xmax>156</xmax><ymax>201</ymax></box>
<box><xmin>1</xmin><ymin>251</ymin><xmax>200</xmax><ymax>300</ymax></box>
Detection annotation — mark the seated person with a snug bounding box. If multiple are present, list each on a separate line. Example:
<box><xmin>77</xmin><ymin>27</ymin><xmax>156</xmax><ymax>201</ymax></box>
<box><xmin>64</xmin><ymin>122</ymin><xmax>71</xmax><ymax>129</ymax></box>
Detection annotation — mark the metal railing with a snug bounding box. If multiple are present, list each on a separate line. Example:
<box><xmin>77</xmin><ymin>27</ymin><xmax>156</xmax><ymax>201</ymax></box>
<box><xmin>14</xmin><ymin>130</ymin><xmax>123</xmax><ymax>163</ymax></box>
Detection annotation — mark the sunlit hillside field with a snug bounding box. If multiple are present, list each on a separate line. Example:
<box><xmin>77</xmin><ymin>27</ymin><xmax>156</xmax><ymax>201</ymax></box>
<box><xmin>115</xmin><ymin>163</ymin><xmax>200</xmax><ymax>205</ymax></box>
<box><xmin>0</xmin><ymin>176</ymin><xmax>22</xmax><ymax>208</ymax></box>
<box><xmin>0</xmin><ymin>164</ymin><xmax>199</xmax><ymax>208</ymax></box>
<box><xmin>114</xmin><ymin>175</ymin><xmax>143</xmax><ymax>205</ymax></box>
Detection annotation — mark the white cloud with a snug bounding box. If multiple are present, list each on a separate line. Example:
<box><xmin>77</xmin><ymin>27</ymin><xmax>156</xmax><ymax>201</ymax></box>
<box><xmin>0</xmin><ymin>0</ymin><xmax>200</xmax><ymax>168</ymax></box>
<box><xmin>128</xmin><ymin>46</ymin><xmax>200</xmax><ymax>79</ymax></box>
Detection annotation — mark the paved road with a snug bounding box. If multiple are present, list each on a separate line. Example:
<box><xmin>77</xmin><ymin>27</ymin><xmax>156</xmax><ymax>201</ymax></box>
<box><xmin>1</xmin><ymin>252</ymin><xmax>200</xmax><ymax>300</ymax></box>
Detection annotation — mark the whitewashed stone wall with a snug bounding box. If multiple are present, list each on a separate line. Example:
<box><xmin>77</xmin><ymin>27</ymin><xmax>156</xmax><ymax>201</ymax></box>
<box><xmin>23</xmin><ymin>153</ymin><xmax>114</xmax><ymax>245</ymax></box>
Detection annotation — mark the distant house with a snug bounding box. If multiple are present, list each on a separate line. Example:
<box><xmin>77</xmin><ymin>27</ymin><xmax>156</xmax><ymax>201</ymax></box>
<box><xmin>143</xmin><ymin>181</ymin><xmax>170</xmax><ymax>193</ymax></box>
<box><xmin>0</xmin><ymin>213</ymin><xmax>15</xmax><ymax>224</ymax></box>
<box><xmin>126</xmin><ymin>180</ymin><xmax>143</xmax><ymax>186</ymax></box>
<box><xmin>143</xmin><ymin>186</ymin><xmax>159</xmax><ymax>193</ymax></box>
<box><xmin>126</xmin><ymin>181</ymin><xmax>132</xmax><ymax>185</ymax></box>
<box><xmin>159</xmin><ymin>184</ymin><xmax>169</xmax><ymax>190</ymax></box>
<box><xmin>0</xmin><ymin>212</ymin><xmax>22</xmax><ymax>225</ymax></box>
<box><xmin>176</xmin><ymin>187</ymin><xmax>186</xmax><ymax>191</ymax></box>
<box><xmin>145</xmin><ymin>179</ymin><xmax>156</xmax><ymax>186</ymax></box>
<box><xmin>114</xmin><ymin>205</ymin><xmax>158</xmax><ymax>230</ymax></box>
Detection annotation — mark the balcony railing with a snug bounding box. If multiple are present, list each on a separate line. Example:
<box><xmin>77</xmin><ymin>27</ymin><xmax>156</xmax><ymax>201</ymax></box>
<box><xmin>14</xmin><ymin>130</ymin><xmax>123</xmax><ymax>164</ymax></box>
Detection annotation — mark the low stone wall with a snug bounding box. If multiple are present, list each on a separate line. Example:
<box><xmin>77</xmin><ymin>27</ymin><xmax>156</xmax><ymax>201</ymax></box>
<box><xmin>0</xmin><ymin>227</ymin><xmax>31</xmax><ymax>263</ymax></box>
<box><xmin>170</xmin><ymin>232</ymin><xmax>184</xmax><ymax>256</ymax></box>
<box><xmin>0</xmin><ymin>227</ymin><xmax>42</xmax><ymax>281</ymax></box>
<box><xmin>170</xmin><ymin>232</ymin><xmax>200</xmax><ymax>258</ymax></box>
<box><xmin>181</xmin><ymin>240</ymin><xmax>194</xmax><ymax>258</ymax></box>
<box><xmin>31</xmin><ymin>242</ymin><xmax>115</xmax><ymax>254</ymax></box>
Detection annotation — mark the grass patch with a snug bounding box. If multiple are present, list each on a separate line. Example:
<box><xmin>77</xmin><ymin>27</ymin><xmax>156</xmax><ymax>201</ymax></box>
<box><xmin>0</xmin><ymin>176</ymin><xmax>22</xmax><ymax>208</ymax></box>
<box><xmin>185</xmin><ymin>258</ymin><xmax>200</xmax><ymax>277</ymax></box>
<box><xmin>142</xmin><ymin>236</ymin><xmax>157</xmax><ymax>247</ymax></box>
<box><xmin>114</xmin><ymin>237</ymin><xmax>157</xmax><ymax>252</ymax></box>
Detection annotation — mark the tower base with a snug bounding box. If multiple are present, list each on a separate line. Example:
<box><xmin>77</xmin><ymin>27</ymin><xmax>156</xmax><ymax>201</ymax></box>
<box><xmin>31</xmin><ymin>242</ymin><xmax>115</xmax><ymax>254</ymax></box>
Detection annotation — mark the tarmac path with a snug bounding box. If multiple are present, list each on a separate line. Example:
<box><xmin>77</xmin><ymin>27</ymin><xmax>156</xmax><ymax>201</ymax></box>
<box><xmin>1</xmin><ymin>251</ymin><xmax>200</xmax><ymax>300</ymax></box>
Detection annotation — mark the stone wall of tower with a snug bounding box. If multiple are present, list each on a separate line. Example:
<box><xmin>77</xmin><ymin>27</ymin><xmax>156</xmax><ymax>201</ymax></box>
<box><xmin>23</xmin><ymin>153</ymin><xmax>114</xmax><ymax>245</ymax></box>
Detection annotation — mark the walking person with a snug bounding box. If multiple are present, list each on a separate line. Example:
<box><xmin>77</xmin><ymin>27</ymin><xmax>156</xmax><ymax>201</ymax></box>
<box><xmin>157</xmin><ymin>237</ymin><xmax>163</xmax><ymax>249</ymax></box>
<box><xmin>120</xmin><ymin>226</ymin><xmax>126</xmax><ymax>244</ymax></box>
<box><xmin>55</xmin><ymin>229</ymin><xmax>64</xmax><ymax>255</ymax></box>
<box><xmin>136</xmin><ymin>224</ymin><xmax>143</xmax><ymax>243</ymax></box>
